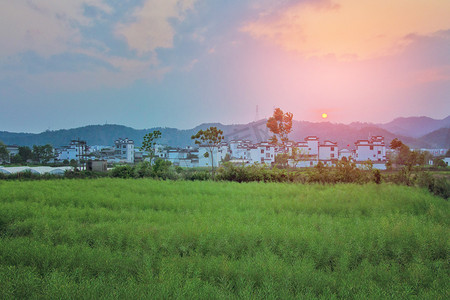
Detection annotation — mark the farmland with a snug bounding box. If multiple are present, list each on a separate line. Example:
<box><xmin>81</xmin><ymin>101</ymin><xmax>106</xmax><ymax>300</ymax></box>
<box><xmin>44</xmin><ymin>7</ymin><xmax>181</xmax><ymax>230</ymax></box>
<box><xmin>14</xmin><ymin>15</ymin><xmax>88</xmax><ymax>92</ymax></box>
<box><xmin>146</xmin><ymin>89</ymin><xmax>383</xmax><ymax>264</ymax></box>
<box><xmin>0</xmin><ymin>179</ymin><xmax>448</xmax><ymax>298</ymax></box>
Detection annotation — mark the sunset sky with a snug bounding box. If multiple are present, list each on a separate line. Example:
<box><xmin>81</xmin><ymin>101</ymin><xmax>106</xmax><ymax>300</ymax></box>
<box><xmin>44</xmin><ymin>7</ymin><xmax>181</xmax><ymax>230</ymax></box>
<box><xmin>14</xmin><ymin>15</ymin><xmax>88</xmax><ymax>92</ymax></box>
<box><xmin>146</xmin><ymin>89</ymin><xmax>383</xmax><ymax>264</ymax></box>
<box><xmin>1</xmin><ymin>0</ymin><xmax>449</xmax><ymax>132</ymax></box>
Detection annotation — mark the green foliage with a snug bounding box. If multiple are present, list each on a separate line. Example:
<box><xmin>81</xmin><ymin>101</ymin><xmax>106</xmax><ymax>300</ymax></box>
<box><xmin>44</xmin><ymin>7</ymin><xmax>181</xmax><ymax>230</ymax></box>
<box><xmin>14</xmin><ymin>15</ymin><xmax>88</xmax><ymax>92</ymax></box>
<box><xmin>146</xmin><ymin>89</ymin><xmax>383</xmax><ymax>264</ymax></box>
<box><xmin>274</xmin><ymin>153</ymin><xmax>289</xmax><ymax>168</ymax></box>
<box><xmin>433</xmin><ymin>158</ymin><xmax>447</xmax><ymax>168</ymax></box>
<box><xmin>191</xmin><ymin>127</ymin><xmax>224</xmax><ymax>177</ymax></box>
<box><xmin>10</xmin><ymin>154</ymin><xmax>23</xmax><ymax>164</ymax></box>
<box><xmin>373</xmin><ymin>169</ymin><xmax>382</xmax><ymax>184</ymax></box>
<box><xmin>389</xmin><ymin>139</ymin><xmax>424</xmax><ymax>168</ymax></box>
<box><xmin>19</xmin><ymin>146</ymin><xmax>33</xmax><ymax>162</ymax></box>
<box><xmin>110</xmin><ymin>165</ymin><xmax>135</xmax><ymax>179</ymax></box>
<box><xmin>151</xmin><ymin>159</ymin><xmax>177</xmax><ymax>180</ymax></box>
<box><xmin>140</xmin><ymin>130</ymin><xmax>162</xmax><ymax>165</ymax></box>
<box><xmin>216</xmin><ymin>162</ymin><xmax>304</xmax><ymax>183</ymax></box>
<box><xmin>0</xmin><ymin>141</ymin><xmax>9</xmax><ymax>162</ymax></box>
<box><xmin>32</xmin><ymin>144</ymin><xmax>54</xmax><ymax>163</ymax></box>
<box><xmin>69</xmin><ymin>159</ymin><xmax>78</xmax><ymax>168</ymax></box>
<box><xmin>0</xmin><ymin>180</ymin><xmax>448</xmax><ymax>298</ymax></box>
<box><xmin>416</xmin><ymin>172</ymin><xmax>450</xmax><ymax>199</ymax></box>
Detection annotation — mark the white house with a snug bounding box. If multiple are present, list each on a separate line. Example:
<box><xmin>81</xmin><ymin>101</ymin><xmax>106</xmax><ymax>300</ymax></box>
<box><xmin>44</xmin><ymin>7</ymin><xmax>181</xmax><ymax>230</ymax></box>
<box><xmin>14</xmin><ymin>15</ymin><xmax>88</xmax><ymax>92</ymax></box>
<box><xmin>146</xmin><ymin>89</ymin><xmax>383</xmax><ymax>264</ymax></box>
<box><xmin>418</xmin><ymin>149</ymin><xmax>448</xmax><ymax>156</ymax></box>
<box><xmin>443</xmin><ymin>157</ymin><xmax>450</xmax><ymax>166</ymax></box>
<box><xmin>338</xmin><ymin>149</ymin><xmax>354</xmax><ymax>160</ymax></box>
<box><xmin>198</xmin><ymin>143</ymin><xmax>229</xmax><ymax>167</ymax></box>
<box><xmin>114</xmin><ymin>138</ymin><xmax>134</xmax><ymax>163</ymax></box>
<box><xmin>355</xmin><ymin>136</ymin><xmax>386</xmax><ymax>162</ymax></box>
<box><xmin>318</xmin><ymin>140</ymin><xmax>338</xmax><ymax>164</ymax></box>
<box><xmin>57</xmin><ymin>140</ymin><xmax>87</xmax><ymax>161</ymax></box>
<box><xmin>250</xmin><ymin>142</ymin><xmax>275</xmax><ymax>165</ymax></box>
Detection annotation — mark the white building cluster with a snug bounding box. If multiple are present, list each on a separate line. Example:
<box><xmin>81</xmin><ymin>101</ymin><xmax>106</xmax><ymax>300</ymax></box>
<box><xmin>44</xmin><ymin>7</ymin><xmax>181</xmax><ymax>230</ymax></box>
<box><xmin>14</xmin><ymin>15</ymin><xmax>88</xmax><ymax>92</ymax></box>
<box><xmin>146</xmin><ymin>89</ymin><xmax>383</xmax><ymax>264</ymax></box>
<box><xmin>154</xmin><ymin>135</ymin><xmax>388</xmax><ymax>169</ymax></box>
<box><xmin>55</xmin><ymin>138</ymin><xmax>135</xmax><ymax>164</ymax></box>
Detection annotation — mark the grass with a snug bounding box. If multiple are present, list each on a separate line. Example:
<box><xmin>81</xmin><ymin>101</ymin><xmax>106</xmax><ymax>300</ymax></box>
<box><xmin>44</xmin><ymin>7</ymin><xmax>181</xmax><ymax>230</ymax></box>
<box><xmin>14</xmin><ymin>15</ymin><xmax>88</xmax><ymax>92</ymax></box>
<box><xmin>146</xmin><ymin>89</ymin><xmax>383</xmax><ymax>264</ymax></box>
<box><xmin>0</xmin><ymin>179</ymin><xmax>449</xmax><ymax>299</ymax></box>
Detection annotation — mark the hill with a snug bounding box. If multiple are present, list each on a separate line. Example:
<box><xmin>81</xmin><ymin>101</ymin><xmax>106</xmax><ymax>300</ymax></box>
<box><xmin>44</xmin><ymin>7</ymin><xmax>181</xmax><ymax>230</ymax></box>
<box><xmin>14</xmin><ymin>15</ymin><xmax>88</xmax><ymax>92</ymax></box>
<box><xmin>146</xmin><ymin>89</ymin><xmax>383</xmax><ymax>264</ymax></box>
<box><xmin>377</xmin><ymin>116</ymin><xmax>450</xmax><ymax>138</ymax></box>
<box><xmin>0</xmin><ymin>116</ymin><xmax>449</xmax><ymax>149</ymax></box>
<box><xmin>418</xmin><ymin>128</ymin><xmax>450</xmax><ymax>149</ymax></box>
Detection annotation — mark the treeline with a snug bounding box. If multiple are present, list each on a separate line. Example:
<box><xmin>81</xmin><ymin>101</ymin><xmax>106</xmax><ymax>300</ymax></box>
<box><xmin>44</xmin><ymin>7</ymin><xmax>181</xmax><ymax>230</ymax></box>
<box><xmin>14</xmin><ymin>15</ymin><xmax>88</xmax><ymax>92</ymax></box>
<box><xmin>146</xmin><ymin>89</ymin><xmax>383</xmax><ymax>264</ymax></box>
<box><xmin>2</xmin><ymin>159</ymin><xmax>447</xmax><ymax>199</ymax></box>
<box><xmin>0</xmin><ymin>143</ymin><xmax>55</xmax><ymax>164</ymax></box>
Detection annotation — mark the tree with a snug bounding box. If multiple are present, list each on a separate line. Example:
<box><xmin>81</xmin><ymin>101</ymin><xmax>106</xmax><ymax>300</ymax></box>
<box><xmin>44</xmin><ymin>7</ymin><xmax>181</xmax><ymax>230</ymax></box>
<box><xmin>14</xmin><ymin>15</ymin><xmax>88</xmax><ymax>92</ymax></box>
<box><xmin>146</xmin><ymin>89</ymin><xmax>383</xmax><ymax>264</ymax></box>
<box><xmin>140</xmin><ymin>130</ymin><xmax>162</xmax><ymax>166</ymax></box>
<box><xmin>389</xmin><ymin>138</ymin><xmax>403</xmax><ymax>150</ymax></box>
<box><xmin>389</xmin><ymin>138</ymin><xmax>417</xmax><ymax>168</ymax></box>
<box><xmin>274</xmin><ymin>153</ymin><xmax>289</xmax><ymax>168</ymax></box>
<box><xmin>266</xmin><ymin>108</ymin><xmax>293</xmax><ymax>145</ymax></box>
<box><xmin>191</xmin><ymin>127</ymin><xmax>224</xmax><ymax>178</ymax></box>
<box><xmin>0</xmin><ymin>141</ymin><xmax>9</xmax><ymax>163</ymax></box>
<box><xmin>290</xmin><ymin>147</ymin><xmax>308</xmax><ymax>168</ymax></box>
<box><xmin>10</xmin><ymin>154</ymin><xmax>23</xmax><ymax>164</ymax></box>
<box><xmin>18</xmin><ymin>146</ymin><xmax>32</xmax><ymax>163</ymax></box>
<box><xmin>32</xmin><ymin>144</ymin><xmax>54</xmax><ymax>163</ymax></box>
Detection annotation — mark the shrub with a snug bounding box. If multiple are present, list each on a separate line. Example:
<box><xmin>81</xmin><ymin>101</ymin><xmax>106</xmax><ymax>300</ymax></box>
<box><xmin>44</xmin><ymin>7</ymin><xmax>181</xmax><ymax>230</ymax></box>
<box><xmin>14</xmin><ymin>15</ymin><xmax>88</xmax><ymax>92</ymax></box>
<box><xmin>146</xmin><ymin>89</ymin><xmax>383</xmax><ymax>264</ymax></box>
<box><xmin>373</xmin><ymin>169</ymin><xmax>382</xmax><ymax>184</ymax></box>
<box><xmin>152</xmin><ymin>159</ymin><xmax>178</xmax><ymax>180</ymax></box>
<box><xmin>135</xmin><ymin>162</ymin><xmax>152</xmax><ymax>178</ymax></box>
<box><xmin>110</xmin><ymin>165</ymin><xmax>135</xmax><ymax>179</ymax></box>
<box><xmin>431</xmin><ymin>177</ymin><xmax>449</xmax><ymax>199</ymax></box>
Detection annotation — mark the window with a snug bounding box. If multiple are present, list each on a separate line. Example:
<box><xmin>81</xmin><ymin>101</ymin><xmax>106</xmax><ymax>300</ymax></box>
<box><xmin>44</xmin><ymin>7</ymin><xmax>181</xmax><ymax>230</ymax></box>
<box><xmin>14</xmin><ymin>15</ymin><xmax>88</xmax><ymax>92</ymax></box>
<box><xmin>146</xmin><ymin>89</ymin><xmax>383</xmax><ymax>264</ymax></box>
<box><xmin>123</xmin><ymin>151</ymin><xmax>126</xmax><ymax>154</ymax></box>
<box><xmin>331</xmin><ymin>154</ymin><xmax>335</xmax><ymax>158</ymax></box>
<box><xmin>331</xmin><ymin>147</ymin><xmax>334</xmax><ymax>151</ymax></box>
<box><xmin>266</xmin><ymin>146</ymin><xmax>270</xmax><ymax>151</ymax></box>
<box><xmin>266</xmin><ymin>153</ymin><xmax>270</xmax><ymax>158</ymax></box>
<box><xmin>378</xmin><ymin>151</ymin><xmax>381</xmax><ymax>154</ymax></box>
<box><xmin>261</xmin><ymin>149</ymin><xmax>264</xmax><ymax>154</ymax></box>
<box><xmin>373</xmin><ymin>154</ymin><xmax>376</xmax><ymax>157</ymax></box>
<box><xmin>123</xmin><ymin>145</ymin><xmax>126</xmax><ymax>149</ymax></box>
<box><xmin>310</xmin><ymin>161</ymin><xmax>313</xmax><ymax>166</ymax></box>
<box><xmin>370</xmin><ymin>146</ymin><xmax>373</xmax><ymax>150</ymax></box>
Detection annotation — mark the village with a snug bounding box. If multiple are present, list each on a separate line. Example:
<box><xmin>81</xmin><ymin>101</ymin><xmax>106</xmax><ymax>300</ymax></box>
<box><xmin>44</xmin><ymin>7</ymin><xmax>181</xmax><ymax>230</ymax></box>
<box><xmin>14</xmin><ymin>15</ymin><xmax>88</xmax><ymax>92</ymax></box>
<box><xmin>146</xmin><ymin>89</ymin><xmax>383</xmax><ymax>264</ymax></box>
<box><xmin>2</xmin><ymin>134</ymin><xmax>449</xmax><ymax>175</ymax></box>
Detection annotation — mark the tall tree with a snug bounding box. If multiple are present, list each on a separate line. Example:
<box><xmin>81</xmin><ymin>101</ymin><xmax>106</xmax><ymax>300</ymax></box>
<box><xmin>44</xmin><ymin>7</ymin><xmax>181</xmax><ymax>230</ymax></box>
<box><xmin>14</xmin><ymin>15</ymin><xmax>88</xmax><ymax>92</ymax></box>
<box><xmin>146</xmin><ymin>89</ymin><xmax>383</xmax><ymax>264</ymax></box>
<box><xmin>0</xmin><ymin>141</ymin><xmax>9</xmax><ymax>163</ymax></box>
<box><xmin>18</xmin><ymin>146</ymin><xmax>32</xmax><ymax>162</ymax></box>
<box><xmin>141</xmin><ymin>130</ymin><xmax>162</xmax><ymax>166</ymax></box>
<box><xmin>32</xmin><ymin>144</ymin><xmax>54</xmax><ymax>163</ymax></box>
<box><xmin>266</xmin><ymin>108</ymin><xmax>293</xmax><ymax>145</ymax></box>
<box><xmin>191</xmin><ymin>127</ymin><xmax>224</xmax><ymax>178</ymax></box>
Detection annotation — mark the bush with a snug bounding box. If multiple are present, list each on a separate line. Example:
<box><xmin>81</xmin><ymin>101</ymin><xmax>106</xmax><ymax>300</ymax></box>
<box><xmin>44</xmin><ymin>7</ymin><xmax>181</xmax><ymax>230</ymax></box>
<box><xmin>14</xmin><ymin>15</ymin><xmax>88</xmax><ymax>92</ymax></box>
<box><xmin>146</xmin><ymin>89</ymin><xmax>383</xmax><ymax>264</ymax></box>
<box><xmin>373</xmin><ymin>169</ymin><xmax>382</xmax><ymax>184</ymax></box>
<box><xmin>182</xmin><ymin>170</ymin><xmax>211</xmax><ymax>181</ymax></box>
<box><xmin>151</xmin><ymin>159</ymin><xmax>178</xmax><ymax>180</ymax></box>
<box><xmin>110</xmin><ymin>165</ymin><xmax>135</xmax><ymax>179</ymax></box>
<box><xmin>433</xmin><ymin>177</ymin><xmax>450</xmax><ymax>199</ymax></box>
<box><xmin>135</xmin><ymin>162</ymin><xmax>152</xmax><ymax>178</ymax></box>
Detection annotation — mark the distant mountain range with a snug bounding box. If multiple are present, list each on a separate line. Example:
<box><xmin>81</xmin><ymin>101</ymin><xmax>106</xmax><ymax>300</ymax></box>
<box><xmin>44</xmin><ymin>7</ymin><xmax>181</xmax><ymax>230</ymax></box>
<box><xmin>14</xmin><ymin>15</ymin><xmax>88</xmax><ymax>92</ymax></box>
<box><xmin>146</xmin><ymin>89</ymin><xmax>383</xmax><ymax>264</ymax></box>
<box><xmin>0</xmin><ymin>116</ymin><xmax>449</xmax><ymax>149</ymax></box>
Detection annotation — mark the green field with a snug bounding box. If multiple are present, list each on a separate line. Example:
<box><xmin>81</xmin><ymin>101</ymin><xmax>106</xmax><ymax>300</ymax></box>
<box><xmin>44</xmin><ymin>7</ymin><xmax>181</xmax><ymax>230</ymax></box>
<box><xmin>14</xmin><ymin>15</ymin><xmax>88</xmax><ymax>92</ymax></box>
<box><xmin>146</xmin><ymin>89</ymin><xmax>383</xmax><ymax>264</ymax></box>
<box><xmin>0</xmin><ymin>179</ymin><xmax>448</xmax><ymax>299</ymax></box>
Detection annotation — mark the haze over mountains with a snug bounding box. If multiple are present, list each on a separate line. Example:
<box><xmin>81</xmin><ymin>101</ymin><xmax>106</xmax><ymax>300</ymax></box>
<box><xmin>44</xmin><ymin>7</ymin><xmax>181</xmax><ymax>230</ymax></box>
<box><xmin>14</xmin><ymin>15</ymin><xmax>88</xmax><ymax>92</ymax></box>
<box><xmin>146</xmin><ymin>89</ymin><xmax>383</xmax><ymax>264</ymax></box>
<box><xmin>0</xmin><ymin>116</ymin><xmax>449</xmax><ymax>150</ymax></box>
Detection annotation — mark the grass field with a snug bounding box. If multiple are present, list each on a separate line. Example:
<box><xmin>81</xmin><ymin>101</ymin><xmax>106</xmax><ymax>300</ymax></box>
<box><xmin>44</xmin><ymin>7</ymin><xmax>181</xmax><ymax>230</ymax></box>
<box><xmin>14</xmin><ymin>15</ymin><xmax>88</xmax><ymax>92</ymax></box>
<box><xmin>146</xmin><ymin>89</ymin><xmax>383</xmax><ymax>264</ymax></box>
<box><xmin>0</xmin><ymin>179</ymin><xmax>448</xmax><ymax>299</ymax></box>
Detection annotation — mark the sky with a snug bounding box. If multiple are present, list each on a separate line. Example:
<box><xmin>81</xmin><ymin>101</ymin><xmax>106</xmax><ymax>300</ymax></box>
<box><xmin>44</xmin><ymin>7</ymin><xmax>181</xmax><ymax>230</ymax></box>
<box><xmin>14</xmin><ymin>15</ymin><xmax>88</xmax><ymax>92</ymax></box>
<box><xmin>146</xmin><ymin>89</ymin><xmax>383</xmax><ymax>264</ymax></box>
<box><xmin>0</xmin><ymin>0</ymin><xmax>449</xmax><ymax>133</ymax></box>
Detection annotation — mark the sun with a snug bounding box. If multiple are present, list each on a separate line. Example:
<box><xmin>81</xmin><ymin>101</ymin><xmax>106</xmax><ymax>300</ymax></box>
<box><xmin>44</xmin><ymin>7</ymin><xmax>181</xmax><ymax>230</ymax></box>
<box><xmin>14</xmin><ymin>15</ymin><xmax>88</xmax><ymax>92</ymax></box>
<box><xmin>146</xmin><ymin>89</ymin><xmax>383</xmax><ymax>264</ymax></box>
<box><xmin>322</xmin><ymin>113</ymin><xmax>328</xmax><ymax>119</ymax></box>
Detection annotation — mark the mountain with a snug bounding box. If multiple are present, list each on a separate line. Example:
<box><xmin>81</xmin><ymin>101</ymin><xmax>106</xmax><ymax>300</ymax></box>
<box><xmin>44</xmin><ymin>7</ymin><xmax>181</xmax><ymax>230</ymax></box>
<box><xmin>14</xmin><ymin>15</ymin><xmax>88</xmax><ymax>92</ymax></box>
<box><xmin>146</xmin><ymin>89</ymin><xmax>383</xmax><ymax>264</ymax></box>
<box><xmin>1</xmin><ymin>116</ymin><xmax>449</xmax><ymax>149</ymax></box>
<box><xmin>418</xmin><ymin>128</ymin><xmax>450</xmax><ymax>149</ymax></box>
<box><xmin>377</xmin><ymin>116</ymin><xmax>450</xmax><ymax>138</ymax></box>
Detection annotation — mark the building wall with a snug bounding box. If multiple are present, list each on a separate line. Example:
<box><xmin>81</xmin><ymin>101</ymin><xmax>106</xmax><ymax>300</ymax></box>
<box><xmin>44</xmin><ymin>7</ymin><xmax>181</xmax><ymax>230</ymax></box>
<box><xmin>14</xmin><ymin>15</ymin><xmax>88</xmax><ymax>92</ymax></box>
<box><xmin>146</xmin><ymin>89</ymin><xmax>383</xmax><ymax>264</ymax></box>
<box><xmin>319</xmin><ymin>143</ymin><xmax>338</xmax><ymax>160</ymax></box>
<box><xmin>115</xmin><ymin>138</ymin><xmax>134</xmax><ymax>163</ymax></box>
<box><xmin>198</xmin><ymin>145</ymin><xmax>228</xmax><ymax>167</ymax></box>
<box><xmin>356</xmin><ymin>144</ymin><xmax>385</xmax><ymax>162</ymax></box>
